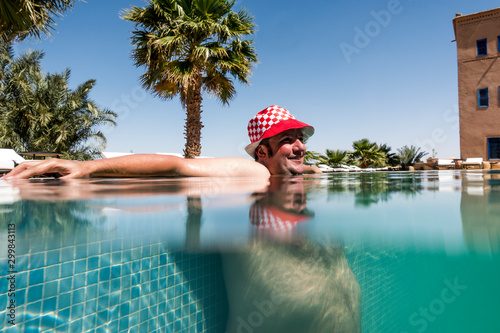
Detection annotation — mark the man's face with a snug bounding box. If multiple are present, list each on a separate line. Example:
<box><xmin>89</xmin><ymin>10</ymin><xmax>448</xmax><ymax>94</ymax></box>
<box><xmin>258</xmin><ymin>129</ymin><xmax>306</xmax><ymax>175</ymax></box>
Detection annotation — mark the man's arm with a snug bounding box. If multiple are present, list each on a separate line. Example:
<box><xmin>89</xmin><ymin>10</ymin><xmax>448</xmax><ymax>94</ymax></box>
<box><xmin>303</xmin><ymin>165</ymin><xmax>323</xmax><ymax>174</ymax></box>
<box><xmin>1</xmin><ymin>155</ymin><xmax>271</xmax><ymax>179</ymax></box>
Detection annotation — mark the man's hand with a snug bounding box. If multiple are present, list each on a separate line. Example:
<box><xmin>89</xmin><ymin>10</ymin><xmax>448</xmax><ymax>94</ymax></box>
<box><xmin>1</xmin><ymin>159</ymin><xmax>89</xmax><ymax>180</ymax></box>
<box><xmin>303</xmin><ymin>165</ymin><xmax>323</xmax><ymax>174</ymax></box>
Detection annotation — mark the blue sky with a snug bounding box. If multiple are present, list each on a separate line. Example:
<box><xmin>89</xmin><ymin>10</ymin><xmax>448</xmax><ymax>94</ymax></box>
<box><xmin>12</xmin><ymin>0</ymin><xmax>500</xmax><ymax>159</ymax></box>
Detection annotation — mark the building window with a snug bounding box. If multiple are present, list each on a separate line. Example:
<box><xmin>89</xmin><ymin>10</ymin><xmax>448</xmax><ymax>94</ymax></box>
<box><xmin>477</xmin><ymin>38</ymin><xmax>487</xmax><ymax>56</ymax></box>
<box><xmin>478</xmin><ymin>88</ymin><xmax>489</xmax><ymax>107</ymax></box>
<box><xmin>488</xmin><ymin>138</ymin><xmax>500</xmax><ymax>159</ymax></box>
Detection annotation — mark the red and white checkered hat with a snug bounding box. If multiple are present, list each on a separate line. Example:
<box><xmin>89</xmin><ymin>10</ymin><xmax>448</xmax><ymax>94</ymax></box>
<box><xmin>250</xmin><ymin>205</ymin><xmax>309</xmax><ymax>232</ymax></box>
<box><xmin>245</xmin><ymin>105</ymin><xmax>314</xmax><ymax>156</ymax></box>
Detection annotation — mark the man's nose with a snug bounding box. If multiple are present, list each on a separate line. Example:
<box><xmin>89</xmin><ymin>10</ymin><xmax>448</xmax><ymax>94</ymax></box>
<box><xmin>293</xmin><ymin>139</ymin><xmax>306</xmax><ymax>152</ymax></box>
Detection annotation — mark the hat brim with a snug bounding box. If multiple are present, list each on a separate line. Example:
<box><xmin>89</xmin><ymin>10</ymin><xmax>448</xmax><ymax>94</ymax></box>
<box><xmin>245</xmin><ymin>119</ymin><xmax>314</xmax><ymax>157</ymax></box>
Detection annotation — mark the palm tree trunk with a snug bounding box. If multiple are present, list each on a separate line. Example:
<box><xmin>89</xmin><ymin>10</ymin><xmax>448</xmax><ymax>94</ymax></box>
<box><xmin>183</xmin><ymin>70</ymin><xmax>203</xmax><ymax>158</ymax></box>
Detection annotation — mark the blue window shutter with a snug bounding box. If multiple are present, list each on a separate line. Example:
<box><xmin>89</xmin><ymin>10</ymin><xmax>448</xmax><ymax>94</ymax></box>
<box><xmin>478</xmin><ymin>88</ymin><xmax>489</xmax><ymax>107</ymax></box>
<box><xmin>477</xmin><ymin>38</ymin><xmax>487</xmax><ymax>56</ymax></box>
<box><xmin>488</xmin><ymin>138</ymin><xmax>500</xmax><ymax>159</ymax></box>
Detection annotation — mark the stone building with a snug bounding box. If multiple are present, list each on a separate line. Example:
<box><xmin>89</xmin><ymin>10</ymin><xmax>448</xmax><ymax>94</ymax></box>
<box><xmin>453</xmin><ymin>8</ymin><xmax>500</xmax><ymax>161</ymax></box>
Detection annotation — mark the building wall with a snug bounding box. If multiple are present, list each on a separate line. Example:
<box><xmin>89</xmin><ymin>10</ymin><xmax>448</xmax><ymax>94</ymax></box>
<box><xmin>454</xmin><ymin>8</ymin><xmax>500</xmax><ymax>161</ymax></box>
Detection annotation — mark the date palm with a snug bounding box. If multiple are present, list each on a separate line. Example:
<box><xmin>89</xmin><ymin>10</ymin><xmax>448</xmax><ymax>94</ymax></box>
<box><xmin>121</xmin><ymin>0</ymin><xmax>257</xmax><ymax>158</ymax></box>
<box><xmin>318</xmin><ymin>149</ymin><xmax>349</xmax><ymax>167</ymax></box>
<box><xmin>0</xmin><ymin>44</ymin><xmax>116</xmax><ymax>160</ymax></box>
<box><xmin>397</xmin><ymin>145</ymin><xmax>427</xmax><ymax>166</ymax></box>
<box><xmin>0</xmin><ymin>0</ymin><xmax>75</xmax><ymax>42</ymax></box>
<box><xmin>350</xmin><ymin>138</ymin><xmax>387</xmax><ymax>168</ymax></box>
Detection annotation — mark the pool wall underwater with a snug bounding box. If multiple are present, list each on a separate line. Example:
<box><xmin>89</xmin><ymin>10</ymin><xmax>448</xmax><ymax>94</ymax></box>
<box><xmin>0</xmin><ymin>225</ymin><xmax>228</xmax><ymax>332</ymax></box>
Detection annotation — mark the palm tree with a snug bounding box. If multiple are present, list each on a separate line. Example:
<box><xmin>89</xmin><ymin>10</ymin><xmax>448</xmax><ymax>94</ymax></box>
<box><xmin>318</xmin><ymin>149</ymin><xmax>349</xmax><ymax>167</ymax></box>
<box><xmin>397</xmin><ymin>145</ymin><xmax>427</xmax><ymax>166</ymax></box>
<box><xmin>378</xmin><ymin>143</ymin><xmax>400</xmax><ymax>167</ymax></box>
<box><xmin>0</xmin><ymin>44</ymin><xmax>117</xmax><ymax>160</ymax></box>
<box><xmin>0</xmin><ymin>0</ymin><xmax>75</xmax><ymax>42</ymax></box>
<box><xmin>121</xmin><ymin>0</ymin><xmax>257</xmax><ymax>158</ymax></box>
<box><xmin>350</xmin><ymin>138</ymin><xmax>387</xmax><ymax>168</ymax></box>
<box><xmin>304</xmin><ymin>150</ymin><xmax>322</xmax><ymax>166</ymax></box>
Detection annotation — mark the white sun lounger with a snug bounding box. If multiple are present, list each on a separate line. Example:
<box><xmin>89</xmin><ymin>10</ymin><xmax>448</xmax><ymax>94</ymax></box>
<box><xmin>437</xmin><ymin>159</ymin><xmax>455</xmax><ymax>169</ymax></box>
<box><xmin>462</xmin><ymin>158</ymin><xmax>483</xmax><ymax>169</ymax></box>
<box><xmin>100</xmin><ymin>152</ymin><xmax>134</xmax><ymax>159</ymax></box>
<box><xmin>0</xmin><ymin>149</ymin><xmax>26</xmax><ymax>171</ymax></box>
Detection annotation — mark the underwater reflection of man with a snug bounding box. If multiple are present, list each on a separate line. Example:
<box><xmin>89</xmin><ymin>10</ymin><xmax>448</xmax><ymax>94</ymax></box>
<box><xmin>222</xmin><ymin>178</ymin><xmax>362</xmax><ymax>333</ymax></box>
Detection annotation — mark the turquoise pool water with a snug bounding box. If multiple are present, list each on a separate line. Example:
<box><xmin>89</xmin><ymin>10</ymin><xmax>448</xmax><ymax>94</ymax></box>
<box><xmin>0</xmin><ymin>170</ymin><xmax>499</xmax><ymax>332</ymax></box>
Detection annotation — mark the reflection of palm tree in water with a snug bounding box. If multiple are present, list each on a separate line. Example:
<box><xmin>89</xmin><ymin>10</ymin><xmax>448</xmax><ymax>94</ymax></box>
<box><xmin>185</xmin><ymin>196</ymin><xmax>202</xmax><ymax>251</ymax></box>
<box><xmin>326</xmin><ymin>172</ymin><xmax>424</xmax><ymax>207</ymax></box>
<box><xmin>222</xmin><ymin>177</ymin><xmax>361</xmax><ymax>333</ymax></box>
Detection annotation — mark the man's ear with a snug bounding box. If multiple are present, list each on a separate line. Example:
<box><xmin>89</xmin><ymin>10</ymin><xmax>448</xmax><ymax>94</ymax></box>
<box><xmin>256</xmin><ymin>145</ymin><xmax>268</xmax><ymax>159</ymax></box>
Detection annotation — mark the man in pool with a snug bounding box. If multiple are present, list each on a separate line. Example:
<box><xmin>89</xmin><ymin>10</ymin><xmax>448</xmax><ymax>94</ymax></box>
<box><xmin>1</xmin><ymin>105</ymin><xmax>321</xmax><ymax>179</ymax></box>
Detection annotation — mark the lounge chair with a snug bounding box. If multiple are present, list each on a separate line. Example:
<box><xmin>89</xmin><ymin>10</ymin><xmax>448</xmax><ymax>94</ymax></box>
<box><xmin>462</xmin><ymin>158</ymin><xmax>483</xmax><ymax>169</ymax></box>
<box><xmin>317</xmin><ymin>164</ymin><xmax>334</xmax><ymax>172</ymax></box>
<box><xmin>437</xmin><ymin>159</ymin><xmax>455</xmax><ymax>170</ymax></box>
<box><xmin>100</xmin><ymin>152</ymin><xmax>134</xmax><ymax>159</ymax></box>
<box><xmin>156</xmin><ymin>153</ymin><xmax>183</xmax><ymax>158</ymax></box>
<box><xmin>0</xmin><ymin>148</ymin><xmax>26</xmax><ymax>173</ymax></box>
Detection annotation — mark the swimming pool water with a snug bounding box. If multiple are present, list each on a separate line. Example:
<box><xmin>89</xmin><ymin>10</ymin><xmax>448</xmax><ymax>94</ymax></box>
<box><xmin>0</xmin><ymin>170</ymin><xmax>499</xmax><ymax>332</ymax></box>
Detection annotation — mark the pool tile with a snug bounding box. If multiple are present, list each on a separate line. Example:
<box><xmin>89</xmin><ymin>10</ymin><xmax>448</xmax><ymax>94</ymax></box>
<box><xmin>59</xmin><ymin>277</ymin><xmax>72</xmax><ymax>293</ymax></box>
<box><xmin>109</xmin><ymin>307</ymin><xmax>120</xmax><ymax>326</ymax></box>
<box><xmin>88</xmin><ymin>242</ymin><xmax>100</xmax><ymax>256</ymax></box>
<box><xmin>111</xmin><ymin>266</ymin><xmax>121</xmax><ymax>280</ymax></box>
<box><xmin>121</xmin><ymin>275</ymin><xmax>132</xmax><ymax>289</ymax></box>
<box><xmin>15</xmin><ymin>288</ymin><xmax>26</xmax><ymax>305</ymax></box>
<box><xmin>99</xmin><ymin>267</ymin><xmax>110</xmax><ymax>281</ymax></box>
<box><xmin>27</xmin><ymin>285</ymin><xmax>43</xmax><ymax>303</ymax></box>
<box><xmin>60</xmin><ymin>262</ymin><xmax>74</xmax><ymax>278</ymax></box>
<box><xmin>72</xmin><ymin>288</ymin><xmax>85</xmax><ymax>304</ymax></box>
<box><xmin>45</xmin><ymin>265</ymin><xmax>60</xmax><ymax>280</ymax></box>
<box><xmin>75</xmin><ymin>259</ymin><xmax>87</xmax><ymax>274</ymax></box>
<box><xmin>85</xmin><ymin>299</ymin><xmax>97</xmax><ymax>316</ymax></box>
<box><xmin>121</xmin><ymin>288</ymin><xmax>131</xmax><ymax>303</ymax></box>
<box><xmin>75</xmin><ymin>244</ymin><xmax>88</xmax><ymax>259</ymax></box>
<box><xmin>61</xmin><ymin>247</ymin><xmax>75</xmax><ymax>261</ymax></box>
<box><xmin>70</xmin><ymin>318</ymin><xmax>83</xmax><ymax>332</ymax></box>
<box><xmin>111</xmin><ymin>252</ymin><xmax>121</xmax><ymax>264</ymax></box>
<box><xmin>84</xmin><ymin>314</ymin><xmax>97</xmax><ymax>331</ymax></box>
<box><xmin>119</xmin><ymin>317</ymin><xmax>130</xmax><ymax>332</ymax></box>
<box><xmin>85</xmin><ymin>285</ymin><xmax>98</xmax><ymax>300</ymax></box>
<box><xmin>40</xmin><ymin>313</ymin><xmax>56</xmax><ymax>329</ymax></box>
<box><xmin>46</xmin><ymin>250</ymin><xmax>61</xmax><ymax>266</ymax></box>
<box><xmin>29</xmin><ymin>252</ymin><xmax>45</xmax><ymax>269</ymax></box>
<box><xmin>27</xmin><ymin>300</ymin><xmax>42</xmax><ymax>314</ymax></box>
<box><xmin>58</xmin><ymin>307</ymin><xmax>70</xmax><ymax>321</ymax></box>
<box><xmin>100</xmin><ymin>254</ymin><xmax>111</xmax><ymax>267</ymax></box>
<box><xmin>73</xmin><ymin>273</ymin><xmax>86</xmax><ymax>289</ymax></box>
<box><xmin>88</xmin><ymin>256</ymin><xmax>99</xmax><ymax>270</ymax></box>
<box><xmin>87</xmin><ymin>270</ymin><xmax>98</xmax><ymax>285</ymax></box>
<box><xmin>44</xmin><ymin>281</ymin><xmax>58</xmax><ymax>298</ymax></box>
<box><xmin>100</xmin><ymin>240</ymin><xmax>111</xmax><ymax>254</ymax></box>
<box><xmin>109</xmin><ymin>291</ymin><xmax>120</xmax><ymax>307</ymax></box>
<box><xmin>43</xmin><ymin>297</ymin><xmax>57</xmax><ymax>313</ymax></box>
<box><xmin>98</xmin><ymin>281</ymin><xmax>110</xmax><ymax>296</ymax></box>
<box><xmin>58</xmin><ymin>292</ymin><xmax>71</xmax><ymax>309</ymax></box>
<box><xmin>120</xmin><ymin>302</ymin><xmax>130</xmax><ymax>316</ymax></box>
<box><xmin>98</xmin><ymin>295</ymin><xmax>109</xmax><ymax>309</ymax></box>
